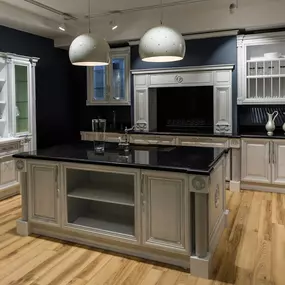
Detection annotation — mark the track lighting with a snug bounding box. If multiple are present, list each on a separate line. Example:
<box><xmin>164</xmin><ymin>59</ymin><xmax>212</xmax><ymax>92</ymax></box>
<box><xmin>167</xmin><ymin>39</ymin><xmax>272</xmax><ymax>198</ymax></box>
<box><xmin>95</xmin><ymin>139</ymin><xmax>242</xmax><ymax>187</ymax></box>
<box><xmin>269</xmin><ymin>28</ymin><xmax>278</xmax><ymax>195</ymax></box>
<box><xmin>110</xmin><ymin>20</ymin><xmax>118</xmax><ymax>30</ymax></box>
<box><xmin>58</xmin><ymin>23</ymin><xmax>66</xmax><ymax>32</ymax></box>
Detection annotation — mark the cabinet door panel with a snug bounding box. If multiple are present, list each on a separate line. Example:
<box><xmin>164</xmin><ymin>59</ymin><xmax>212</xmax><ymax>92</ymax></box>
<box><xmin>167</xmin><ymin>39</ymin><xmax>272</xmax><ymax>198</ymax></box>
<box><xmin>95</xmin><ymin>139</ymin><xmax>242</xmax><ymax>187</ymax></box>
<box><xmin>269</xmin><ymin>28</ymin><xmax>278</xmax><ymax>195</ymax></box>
<box><xmin>241</xmin><ymin>139</ymin><xmax>271</xmax><ymax>183</ymax></box>
<box><xmin>142</xmin><ymin>172</ymin><xmax>189</xmax><ymax>254</ymax></box>
<box><xmin>272</xmin><ymin>141</ymin><xmax>285</xmax><ymax>185</ymax></box>
<box><xmin>29</xmin><ymin>163</ymin><xmax>59</xmax><ymax>225</ymax></box>
<box><xmin>1</xmin><ymin>159</ymin><xmax>17</xmax><ymax>185</ymax></box>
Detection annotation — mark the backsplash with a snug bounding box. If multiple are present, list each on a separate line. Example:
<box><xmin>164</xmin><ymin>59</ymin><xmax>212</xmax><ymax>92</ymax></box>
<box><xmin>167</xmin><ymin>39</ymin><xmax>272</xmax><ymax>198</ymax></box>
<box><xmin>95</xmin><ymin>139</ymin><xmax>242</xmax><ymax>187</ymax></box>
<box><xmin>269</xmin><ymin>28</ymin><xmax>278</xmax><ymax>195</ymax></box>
<box><xmin>79</xmin><ymin>105</ymin><xmax>132</xmax><ymax>131</ymax></box>
<box><xmin>238</xmin><ymin>105</ymin><xmax>285</xmax><ymax>133</ymax></box>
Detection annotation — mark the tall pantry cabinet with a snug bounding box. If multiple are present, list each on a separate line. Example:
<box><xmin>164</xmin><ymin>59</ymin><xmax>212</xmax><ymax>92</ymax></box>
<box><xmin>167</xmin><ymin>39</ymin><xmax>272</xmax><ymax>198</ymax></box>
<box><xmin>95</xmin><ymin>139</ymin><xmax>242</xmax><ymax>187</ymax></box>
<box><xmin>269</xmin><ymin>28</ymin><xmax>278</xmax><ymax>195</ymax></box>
<box><xmin>0</xmin><ymin>52</ymin><xmax>38</xmax><ymax>200</ymax></box>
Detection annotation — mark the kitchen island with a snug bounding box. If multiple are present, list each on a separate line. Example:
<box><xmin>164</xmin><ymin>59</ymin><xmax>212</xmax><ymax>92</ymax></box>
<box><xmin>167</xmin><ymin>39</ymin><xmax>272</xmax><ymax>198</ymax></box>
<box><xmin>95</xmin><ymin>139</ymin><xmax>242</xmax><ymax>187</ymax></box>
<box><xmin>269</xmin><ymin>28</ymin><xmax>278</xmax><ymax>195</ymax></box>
<box><xmin>13</xmin><ymin>141</ymin><xmax>228</xmax><ymax>279</ymax></box>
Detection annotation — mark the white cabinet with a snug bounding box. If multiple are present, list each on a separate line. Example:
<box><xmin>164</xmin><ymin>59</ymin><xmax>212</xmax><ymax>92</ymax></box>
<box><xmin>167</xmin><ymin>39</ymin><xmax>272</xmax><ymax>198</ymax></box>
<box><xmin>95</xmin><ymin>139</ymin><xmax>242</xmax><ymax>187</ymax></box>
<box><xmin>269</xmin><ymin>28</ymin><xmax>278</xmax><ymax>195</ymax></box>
<box><xmin>1</xmin><ymin>158</ymin><xmax>16</xmax><ymax>185</ymax></box>
<box><xmin>0</xmin><ymin>53</ymin><xmax>38</xmax><ymax>151</ymax></box>
<box><xmin>237</xmin><ymin>32</ymin><xmax>285</xmax><ymax>105</ymax></box>
<box><xmin>242</xmin><ymin>138</ymin><xmax>285</xmax><ymax>188</ymax></box>
<box><xmin>141</xmin><ymin>171</ymin><xmax>189</xmax><ymax>254</ymax></box>
<box><xmin>272</xmin><ymin>140</ymin><xmax>285</xmax><ymax>185</ymax></box>
<box><xmin>0</xmin><ymin>139</ymin><xmax>21</xmax><ymax>200</ymax></box>
<box><xmin>241</xmin><ymin>139</ymin><xmax>271</xmax><ymax>183</ymax></box>
<box><xmin>87</xmin><ymin>47</ymin><xmax>130</xmax><ymax>105</ymax></box>
<box><xmin>28</xmin><ymin>161</ymin><xmax>60</xmax><ymax>225</ymax></box>
<box><xmin>132</xmin><ymin>66</ymin><xmax>233</xmax><ymax>133</ymax></box>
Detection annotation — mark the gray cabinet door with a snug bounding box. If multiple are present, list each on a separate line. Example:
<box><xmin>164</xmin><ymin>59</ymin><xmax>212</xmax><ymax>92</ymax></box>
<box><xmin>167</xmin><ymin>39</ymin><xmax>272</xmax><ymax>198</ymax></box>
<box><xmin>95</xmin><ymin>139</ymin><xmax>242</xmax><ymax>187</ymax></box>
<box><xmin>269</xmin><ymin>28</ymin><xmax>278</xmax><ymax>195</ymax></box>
<box><xmin>241</xmin><ymin>139</ymin><xmax>271</xmax><ymax>184</ymax></box>
<box><xmin>28</xmin><ymin>161</ymin><xmax>60</xmax><ymax>225</ymax></box>
<box><xmin>142</xmin><ymin>171</ymin><xmax>190</xmax><ymax>255</ymax></box>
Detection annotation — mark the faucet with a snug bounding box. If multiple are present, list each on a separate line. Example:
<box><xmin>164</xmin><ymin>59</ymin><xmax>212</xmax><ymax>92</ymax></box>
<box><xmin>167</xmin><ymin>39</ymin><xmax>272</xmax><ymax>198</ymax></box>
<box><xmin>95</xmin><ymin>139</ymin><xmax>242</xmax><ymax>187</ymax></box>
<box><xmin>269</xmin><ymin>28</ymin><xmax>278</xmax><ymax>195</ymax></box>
<box><xmin>118</xmin><ymin>126</ymin><xmax>135</xmax><ymax>151</ymax></box>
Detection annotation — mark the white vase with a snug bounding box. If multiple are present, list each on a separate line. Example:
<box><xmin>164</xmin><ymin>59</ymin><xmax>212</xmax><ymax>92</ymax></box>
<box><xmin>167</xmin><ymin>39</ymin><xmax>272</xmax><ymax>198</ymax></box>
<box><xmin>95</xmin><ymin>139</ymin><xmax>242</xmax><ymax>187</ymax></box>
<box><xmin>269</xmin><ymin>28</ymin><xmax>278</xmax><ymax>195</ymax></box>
<box><xmin>265</xmin><ymin>111</ymin><xmax>278</xmax><ymax>136</ymax></box>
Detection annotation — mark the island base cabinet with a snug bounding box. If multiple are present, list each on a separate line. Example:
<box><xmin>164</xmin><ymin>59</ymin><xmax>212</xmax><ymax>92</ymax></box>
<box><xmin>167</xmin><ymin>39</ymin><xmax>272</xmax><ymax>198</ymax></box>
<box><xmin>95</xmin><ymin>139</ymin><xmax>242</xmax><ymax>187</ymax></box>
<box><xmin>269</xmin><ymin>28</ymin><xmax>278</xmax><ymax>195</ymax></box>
<box><xmin>141</xmin><ymin>171</ymin><xmax>190</xmax><ymax>255</ymax></box>
<box><xmin>28</xmin><ymin>161</ymin><xmax>60</xmax><ymax>226</ymax></box>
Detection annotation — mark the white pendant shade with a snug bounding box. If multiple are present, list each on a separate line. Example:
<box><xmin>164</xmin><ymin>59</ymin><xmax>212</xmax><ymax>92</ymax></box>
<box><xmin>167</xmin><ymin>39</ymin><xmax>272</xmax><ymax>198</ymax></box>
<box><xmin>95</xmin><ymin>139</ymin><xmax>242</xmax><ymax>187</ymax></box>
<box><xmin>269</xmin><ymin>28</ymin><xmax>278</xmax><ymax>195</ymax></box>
<box><xmin>139</xmin><ymin>25</ymin><xmax>186</xmax><ymax>62</ymax></box>
<box><xmin>69</xmin><ymin>34</ymin><xmax>110</xmax><ymax>66</ymax></box>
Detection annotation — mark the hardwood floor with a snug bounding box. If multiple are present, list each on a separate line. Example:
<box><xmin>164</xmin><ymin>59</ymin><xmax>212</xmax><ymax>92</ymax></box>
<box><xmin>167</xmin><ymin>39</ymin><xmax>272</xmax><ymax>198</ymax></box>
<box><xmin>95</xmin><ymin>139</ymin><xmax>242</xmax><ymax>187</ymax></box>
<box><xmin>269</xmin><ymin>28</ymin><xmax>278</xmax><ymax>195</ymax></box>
<box><xmin>0</xmin><ymin>190</ymin><xmax>284</xmax><ymax>285</ymax></box>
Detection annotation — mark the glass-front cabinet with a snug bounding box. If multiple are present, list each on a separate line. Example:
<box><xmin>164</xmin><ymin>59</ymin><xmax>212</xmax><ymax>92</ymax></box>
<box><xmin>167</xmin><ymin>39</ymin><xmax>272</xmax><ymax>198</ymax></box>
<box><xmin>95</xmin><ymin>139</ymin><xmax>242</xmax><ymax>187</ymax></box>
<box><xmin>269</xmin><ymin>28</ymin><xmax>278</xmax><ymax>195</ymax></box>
<box><xmin>87</xmin><ymin>47</ymin><xmax>130</xmax><ymax>105</ymax></box>
<box><xmin>9</xmin><ymin>57</ymin><xmax>37</xmax><ymax>151</ymax></box>
<box><xmin>0</xmin><ymin>53</ymin><xmax>38</xmax><ymax>150</ymax></box>
<box><xmin>15</xmin><ymin>65</ymin><xmax>29</xmax><ymax>134</ymax></box>
<box><xmin>238</xmin><ymin>32</ymin><xmax>285</xmax><ymax>104</ymax></box>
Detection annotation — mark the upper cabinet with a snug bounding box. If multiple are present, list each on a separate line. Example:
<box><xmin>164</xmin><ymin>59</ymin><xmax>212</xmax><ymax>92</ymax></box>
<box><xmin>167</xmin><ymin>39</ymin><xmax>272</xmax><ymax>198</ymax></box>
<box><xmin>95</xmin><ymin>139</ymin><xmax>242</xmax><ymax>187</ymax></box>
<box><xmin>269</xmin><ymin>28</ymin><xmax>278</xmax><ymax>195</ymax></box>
<box><xmin>87</xmin><ymin>47</ymin><xmax>130</xmax><ymax>106</ymax></box>
<box><xmin>0</xmin><ymin>53</ymin><xmax>38</xmax><ymax>150</ymax></box>
<box><xmin>238</xmin><ymin>32</ymin><xmax>285</xmax><ymax>105</ymax></box>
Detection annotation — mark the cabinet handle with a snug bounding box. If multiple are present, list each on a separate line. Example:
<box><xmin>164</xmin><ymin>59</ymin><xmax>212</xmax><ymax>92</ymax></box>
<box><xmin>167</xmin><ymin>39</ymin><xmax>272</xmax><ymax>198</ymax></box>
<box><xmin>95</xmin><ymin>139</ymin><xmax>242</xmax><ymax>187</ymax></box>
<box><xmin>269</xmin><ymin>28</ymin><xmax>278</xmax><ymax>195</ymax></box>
<box><xmin>273</xmin><ymin>143</ymin><xmax>276</xmax><ymax>164</ymax></box>
<box><xmin>141</xmin><ymin>174</ymin><xmax>145</xmax><ymax>211</ymax></box>
<box><xmin>269</xmin><ymin>142</ymin><xmax>271</xmax><ymax>164</ymax></box>
<box><xmin>55</xmin><ymin>165</ymin><xmax>59</xmax><ymax>195</ymax></box>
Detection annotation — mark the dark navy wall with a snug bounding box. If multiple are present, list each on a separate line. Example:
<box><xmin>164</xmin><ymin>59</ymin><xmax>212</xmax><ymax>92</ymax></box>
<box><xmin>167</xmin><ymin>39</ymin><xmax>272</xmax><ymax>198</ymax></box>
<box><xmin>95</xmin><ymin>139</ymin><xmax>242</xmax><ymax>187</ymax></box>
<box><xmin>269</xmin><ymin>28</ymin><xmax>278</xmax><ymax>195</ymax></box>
<box><xmin>131</xmin><ymin>36</ymin><xmax>238</xmax><ymax>131</ymax></box>
<box><xmin>69</xmin><ymin>36</ymin><xmax>238</xmax><ymax>133</ymax></box>
<box><xmin>0</xmin><ymin>25</ymin><xmax>78</xmax><ymax>148</ymax></box>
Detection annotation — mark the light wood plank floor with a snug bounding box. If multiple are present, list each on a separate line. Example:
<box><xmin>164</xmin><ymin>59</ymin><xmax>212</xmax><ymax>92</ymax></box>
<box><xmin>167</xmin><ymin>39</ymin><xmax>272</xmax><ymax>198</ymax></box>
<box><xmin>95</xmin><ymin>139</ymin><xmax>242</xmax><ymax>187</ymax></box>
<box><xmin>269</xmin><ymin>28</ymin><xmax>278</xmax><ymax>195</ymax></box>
<box><xmin>0</xmin><ymin>190</ymin><xmax>284</xmax><ymax>285</ymax></box>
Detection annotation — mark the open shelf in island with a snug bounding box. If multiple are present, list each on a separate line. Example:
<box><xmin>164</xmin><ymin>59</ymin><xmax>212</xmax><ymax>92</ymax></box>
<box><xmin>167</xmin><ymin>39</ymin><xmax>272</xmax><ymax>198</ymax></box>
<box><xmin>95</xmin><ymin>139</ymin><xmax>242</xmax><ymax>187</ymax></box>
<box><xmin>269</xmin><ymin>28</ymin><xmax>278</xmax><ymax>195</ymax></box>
<box><xmin>68</xmin><ymin>186</ymin><xmax>134</xmax><ymax>207</ymax></box>
<box><xmin>72</xmin><ymin>215</ymin><xmax>134</xmax><ymax>236</ymax></box>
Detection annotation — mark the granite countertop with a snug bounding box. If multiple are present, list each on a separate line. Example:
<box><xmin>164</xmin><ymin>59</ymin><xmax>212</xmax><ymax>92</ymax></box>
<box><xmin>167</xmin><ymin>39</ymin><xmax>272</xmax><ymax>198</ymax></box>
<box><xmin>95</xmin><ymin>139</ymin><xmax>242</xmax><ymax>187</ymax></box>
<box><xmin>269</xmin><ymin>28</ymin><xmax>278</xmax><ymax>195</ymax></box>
<box><xmin>13</xmin><ymin>141</ymin><xmax>228</xmax><ymax>175</ymax></box>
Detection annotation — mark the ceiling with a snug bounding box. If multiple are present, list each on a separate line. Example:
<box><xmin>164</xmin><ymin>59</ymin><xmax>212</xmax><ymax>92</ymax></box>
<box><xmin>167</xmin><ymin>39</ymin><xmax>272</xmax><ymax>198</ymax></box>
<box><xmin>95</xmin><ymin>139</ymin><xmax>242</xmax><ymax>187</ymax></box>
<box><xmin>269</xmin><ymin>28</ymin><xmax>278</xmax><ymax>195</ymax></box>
<box><xmin>0</xmin><ymin>0</ymin><xmax>285</xmax><ymax>47</ymax></box>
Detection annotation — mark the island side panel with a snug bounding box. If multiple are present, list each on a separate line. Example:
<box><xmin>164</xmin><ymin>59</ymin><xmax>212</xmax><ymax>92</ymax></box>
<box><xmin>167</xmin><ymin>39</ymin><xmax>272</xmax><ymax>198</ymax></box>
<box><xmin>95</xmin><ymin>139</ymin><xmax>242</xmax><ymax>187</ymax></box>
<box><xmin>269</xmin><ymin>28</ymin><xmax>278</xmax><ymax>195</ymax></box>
<box><xmin>189</xmin><ymin>154</ymin><xmax>226</xmax><ymax>279</ymax></box>
<box><xmin>208</xmin><ymin>155</ymin><xmax>226</xmax><ymax>254</ymax></box>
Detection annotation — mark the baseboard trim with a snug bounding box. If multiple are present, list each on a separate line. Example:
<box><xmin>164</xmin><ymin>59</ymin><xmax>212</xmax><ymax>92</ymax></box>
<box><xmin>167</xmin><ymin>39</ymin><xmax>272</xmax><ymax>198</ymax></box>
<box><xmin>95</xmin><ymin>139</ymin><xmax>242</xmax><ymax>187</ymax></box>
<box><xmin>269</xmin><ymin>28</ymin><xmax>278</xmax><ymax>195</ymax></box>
<box><xmin>190</xmin><ymin>254</ymin><xmax>212</xmax><ymax>279</ymax></box>
<box><xmin>241</xmin><ymin>182</ymin><xmax>285</xmax><ymax>194</ymax></box>
<box><xmin>30</xmin><ymin>222</ymin><xmax>190</xmax><ymax>270</ymax></box>
<box><xmin>16</xmin><ymin>219</ymin><xmax>30</xmax><ymax>236</ymax></box>
<box><xmin>230</xmin><ymin>180</ymin><xmax>240</xmax><ymax>192</ymax></box>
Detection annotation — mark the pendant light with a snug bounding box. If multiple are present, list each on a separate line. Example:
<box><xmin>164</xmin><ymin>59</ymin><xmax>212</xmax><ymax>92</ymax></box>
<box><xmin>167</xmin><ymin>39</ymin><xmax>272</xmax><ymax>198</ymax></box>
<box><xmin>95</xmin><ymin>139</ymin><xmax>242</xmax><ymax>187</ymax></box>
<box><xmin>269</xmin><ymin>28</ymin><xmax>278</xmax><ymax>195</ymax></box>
<box><xmin>139</xmin><ymin>0</ymin><xmax>186</xmax><ymax>63</ymax></box>
<box><xmin>69</xmin><ymin>0</ymin><xmax>110</xmax><ymax>66</ymax></box>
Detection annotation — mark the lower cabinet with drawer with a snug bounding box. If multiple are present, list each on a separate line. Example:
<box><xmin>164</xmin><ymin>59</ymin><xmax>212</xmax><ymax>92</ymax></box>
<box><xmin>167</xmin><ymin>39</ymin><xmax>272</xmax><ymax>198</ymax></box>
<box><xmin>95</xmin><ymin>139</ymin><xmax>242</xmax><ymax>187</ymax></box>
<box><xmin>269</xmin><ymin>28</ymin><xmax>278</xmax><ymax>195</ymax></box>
<box><xmin>0</xmin><ymin>139</ymin><xmax>22</xmax><ymax>200</ymax></box>
<box><xmin>241</xmin><ymin>138</ymin><xmax>285</xmax><ymax>192</ymax></box>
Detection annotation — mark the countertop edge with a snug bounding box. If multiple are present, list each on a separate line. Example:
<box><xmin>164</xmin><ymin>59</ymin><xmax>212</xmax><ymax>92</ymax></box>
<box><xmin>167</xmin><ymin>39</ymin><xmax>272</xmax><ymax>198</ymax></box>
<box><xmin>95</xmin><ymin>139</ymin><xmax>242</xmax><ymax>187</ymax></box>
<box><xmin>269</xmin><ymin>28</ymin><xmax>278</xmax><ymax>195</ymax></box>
<box><xmin>13</xmin><ymin>154</ymin><xmax>212</xmax><ymax>176</ymax></box>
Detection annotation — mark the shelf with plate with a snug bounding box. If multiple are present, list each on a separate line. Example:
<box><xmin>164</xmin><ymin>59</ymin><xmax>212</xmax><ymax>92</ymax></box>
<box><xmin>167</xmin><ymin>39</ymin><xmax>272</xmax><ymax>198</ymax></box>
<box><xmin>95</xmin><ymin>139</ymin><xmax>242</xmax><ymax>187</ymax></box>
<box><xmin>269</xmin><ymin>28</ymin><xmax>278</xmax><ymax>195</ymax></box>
<box><xmin>237</xmin><ymin>32</ymin><xmax>285</xmax><ymax>104</ymax></box>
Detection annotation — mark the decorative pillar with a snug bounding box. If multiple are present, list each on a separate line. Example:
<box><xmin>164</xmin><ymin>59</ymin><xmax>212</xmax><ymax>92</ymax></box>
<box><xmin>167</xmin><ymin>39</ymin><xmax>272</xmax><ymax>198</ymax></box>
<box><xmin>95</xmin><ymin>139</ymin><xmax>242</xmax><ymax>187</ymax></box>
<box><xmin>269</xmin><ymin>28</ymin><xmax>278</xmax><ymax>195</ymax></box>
<box><xmin>229</xmin><ymin>139</ymin><xmax>241</xmax><ymax>192</ymax></box>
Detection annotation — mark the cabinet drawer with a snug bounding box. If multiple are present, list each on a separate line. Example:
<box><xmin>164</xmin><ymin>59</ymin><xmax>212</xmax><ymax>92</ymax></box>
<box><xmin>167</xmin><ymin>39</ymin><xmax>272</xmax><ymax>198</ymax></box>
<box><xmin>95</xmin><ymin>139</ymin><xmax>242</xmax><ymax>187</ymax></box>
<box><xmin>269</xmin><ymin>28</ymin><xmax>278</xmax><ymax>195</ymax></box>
<box><xmin>130</xmin><ymin>135</ymin><xmax>176</xmax><ymax>146</ymax></box>
<box><xmin>149</xmin><ymin>72</ymin><xmax>213</xmax><ymax>86</ymax></box>
<box><xmin>0</xmin><ymin>143</ymin><xmax>19</xmax><ymax>156</ymax></box>
<box><xmin>177</xmin><ymin>137</ymin><xmax>228</xmax><ymax>148</ymax></box>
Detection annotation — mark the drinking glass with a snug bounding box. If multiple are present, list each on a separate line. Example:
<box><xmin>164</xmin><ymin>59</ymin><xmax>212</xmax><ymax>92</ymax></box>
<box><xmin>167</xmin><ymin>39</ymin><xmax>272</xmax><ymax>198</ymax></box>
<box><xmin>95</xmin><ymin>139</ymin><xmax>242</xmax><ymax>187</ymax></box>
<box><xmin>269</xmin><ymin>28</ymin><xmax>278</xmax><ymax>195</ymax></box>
<box><xmin>92</xmin><ymin>119</ymin><xmax>106</xmax><ymax>153</ymax></box>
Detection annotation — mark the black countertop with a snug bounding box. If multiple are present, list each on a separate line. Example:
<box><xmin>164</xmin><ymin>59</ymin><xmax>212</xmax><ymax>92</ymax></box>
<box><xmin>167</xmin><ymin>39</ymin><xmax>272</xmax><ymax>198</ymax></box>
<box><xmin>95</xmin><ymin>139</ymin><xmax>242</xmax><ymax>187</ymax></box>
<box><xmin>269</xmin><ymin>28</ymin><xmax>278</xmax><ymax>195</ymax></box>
<box><xmin>13</xmin><ymin>141</ymin><xmax>228</xmax><ymax>175</ymax></box>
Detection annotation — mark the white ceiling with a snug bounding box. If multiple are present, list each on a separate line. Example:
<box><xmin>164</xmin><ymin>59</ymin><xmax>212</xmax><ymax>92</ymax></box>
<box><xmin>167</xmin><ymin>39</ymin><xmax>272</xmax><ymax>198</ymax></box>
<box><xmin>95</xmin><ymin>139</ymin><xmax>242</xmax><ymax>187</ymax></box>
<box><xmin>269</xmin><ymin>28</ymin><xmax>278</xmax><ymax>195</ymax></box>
<box><xmin>0</xmin><ymin>0</ymin><xmax>285</xmax><ymax>47</ymax></box>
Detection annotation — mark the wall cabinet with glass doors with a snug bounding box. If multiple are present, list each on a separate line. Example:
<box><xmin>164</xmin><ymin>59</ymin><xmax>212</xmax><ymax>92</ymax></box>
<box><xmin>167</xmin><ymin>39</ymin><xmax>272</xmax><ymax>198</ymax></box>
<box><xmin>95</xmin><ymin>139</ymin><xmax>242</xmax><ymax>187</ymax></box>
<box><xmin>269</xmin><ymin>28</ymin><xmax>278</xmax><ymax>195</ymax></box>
<box><xmin>87</xmin><ymin>47</ymin><xmax>130</xmax><ymax>105</ymax></box>
<box><xmin>238</xmin><ymin>32</ymin><xmax>285</xmax><ymax>104</ymax></box>
<box><xmin>0</xmin><ymin>53</ymin><xmax>38</xmax><ymax>200</ymax></box>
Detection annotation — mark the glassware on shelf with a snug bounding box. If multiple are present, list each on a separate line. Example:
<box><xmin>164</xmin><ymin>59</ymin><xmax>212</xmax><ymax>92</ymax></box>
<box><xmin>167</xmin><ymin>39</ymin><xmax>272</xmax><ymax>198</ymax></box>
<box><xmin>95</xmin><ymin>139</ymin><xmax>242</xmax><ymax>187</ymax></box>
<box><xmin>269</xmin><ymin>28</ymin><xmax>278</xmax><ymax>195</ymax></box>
<box><xmin>15</xmin><ymin>106</ymin><xmax>20</xmax><ymax>117</ymax></box>
<box><xmin>113</xmin><ymin>62</ymin><xmax>122</xmax><ymax>100</ymax></box>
